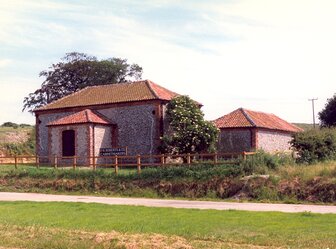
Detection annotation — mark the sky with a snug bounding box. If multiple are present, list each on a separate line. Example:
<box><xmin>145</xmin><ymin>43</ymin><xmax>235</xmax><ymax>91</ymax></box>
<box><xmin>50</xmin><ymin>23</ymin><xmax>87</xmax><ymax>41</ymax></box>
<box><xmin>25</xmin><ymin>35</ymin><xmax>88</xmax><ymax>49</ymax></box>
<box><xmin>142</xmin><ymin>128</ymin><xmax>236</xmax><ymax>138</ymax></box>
<box><xmin>1</xmin><ymin>0</ymin><xmax>335</xmax><ymax>125</ymax></box>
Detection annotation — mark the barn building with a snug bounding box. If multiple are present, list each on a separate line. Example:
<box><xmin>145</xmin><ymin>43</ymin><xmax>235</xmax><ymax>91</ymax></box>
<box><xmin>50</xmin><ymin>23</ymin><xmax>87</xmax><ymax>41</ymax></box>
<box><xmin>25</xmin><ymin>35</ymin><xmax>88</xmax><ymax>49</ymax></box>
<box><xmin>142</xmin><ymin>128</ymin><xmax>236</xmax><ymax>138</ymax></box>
<box><xmin>213</xmin><ymin>108</ymin><xmax>303</xmax><ymax>153</ymax></box>
<box><xmin>34</xmin><ymin>80</ymin><xmax>182</xmax><ymax>164</ymax></box>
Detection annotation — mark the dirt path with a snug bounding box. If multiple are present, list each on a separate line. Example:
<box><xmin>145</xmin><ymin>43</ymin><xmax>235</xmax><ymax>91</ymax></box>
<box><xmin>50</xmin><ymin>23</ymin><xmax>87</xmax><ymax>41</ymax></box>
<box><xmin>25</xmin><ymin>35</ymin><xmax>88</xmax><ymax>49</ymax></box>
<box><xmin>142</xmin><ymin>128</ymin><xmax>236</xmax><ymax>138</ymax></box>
<box><xmin>0</xmin><ymin>192</ymin><xmax>335</xmax><ymax>214</ymax></box>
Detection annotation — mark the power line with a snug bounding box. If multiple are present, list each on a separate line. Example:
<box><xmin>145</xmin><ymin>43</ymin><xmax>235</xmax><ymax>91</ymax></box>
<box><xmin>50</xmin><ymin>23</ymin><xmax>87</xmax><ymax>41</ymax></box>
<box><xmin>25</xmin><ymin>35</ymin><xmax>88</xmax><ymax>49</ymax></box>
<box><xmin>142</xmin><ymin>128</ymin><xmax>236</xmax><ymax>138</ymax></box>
<box><xmin>308</xmin><ymin>98</ymin><xmax>318</xmax><ymax>129</ymax></box>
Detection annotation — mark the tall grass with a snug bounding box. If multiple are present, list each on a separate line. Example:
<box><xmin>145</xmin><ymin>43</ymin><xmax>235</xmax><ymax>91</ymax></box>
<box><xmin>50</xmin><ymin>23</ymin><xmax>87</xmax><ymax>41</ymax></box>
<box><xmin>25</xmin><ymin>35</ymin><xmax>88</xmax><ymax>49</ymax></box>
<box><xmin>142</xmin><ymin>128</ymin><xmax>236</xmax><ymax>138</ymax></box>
<box><xmin>0</xmin><ymin>163</ymin><xmax>242</xmax><ymax>181</ymax></box>
<box><xmin>2</xmin><ymin>152</ymin><xmax>334</xmax><ymax>182</ymax></box>
<box><xmin>1</xmin><ymin>153</ymin><xmax>335</xmax><ymax>202</ymax></box>
<box><xmin>239</xmin><ymin>150</ymin><xmax>295</xmax><ymax>175</ymax></box>
<box><xmin>277</xmin><ymin>161</ymin><xmax>336</xmax><ymax>181</ymax></box>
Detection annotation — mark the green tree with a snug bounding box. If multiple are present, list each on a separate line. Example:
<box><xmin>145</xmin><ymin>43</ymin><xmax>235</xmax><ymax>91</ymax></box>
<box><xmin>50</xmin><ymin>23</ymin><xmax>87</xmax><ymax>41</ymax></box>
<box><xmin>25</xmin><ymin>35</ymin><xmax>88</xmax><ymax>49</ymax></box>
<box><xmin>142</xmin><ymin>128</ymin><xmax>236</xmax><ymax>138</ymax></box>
<box><xmin>161</xmin><ymin>95</ymin><xmax>219</xmax><ymax>154</ymax></box>
<box><xmin>1</xmin><ymin>122</ymin><xmax>19</xmax><ymax>129</ymax></box>
<box><xmin>319</xmin><ymin>94</ymin><xmax>336</xmax><ymax>127</ymax></box>
<box><xmin>290</xmin><ymin>128</ymin><xmax>336</xmax><ymax>163</ymax></box>
<box><xmin>23</xmin><ymin>52</ymin><xmax>143</xmax><ymax>112</ymax></box>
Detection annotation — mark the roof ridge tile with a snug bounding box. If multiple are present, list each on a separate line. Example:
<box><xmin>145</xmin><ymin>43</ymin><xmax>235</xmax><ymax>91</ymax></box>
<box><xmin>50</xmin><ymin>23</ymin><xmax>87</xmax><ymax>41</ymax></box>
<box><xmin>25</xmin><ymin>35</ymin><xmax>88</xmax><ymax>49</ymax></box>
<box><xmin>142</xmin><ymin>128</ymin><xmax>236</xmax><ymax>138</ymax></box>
<box><xmin>36</xmin><ymin>87</ymin><xmax>89</xmax><ymax>111</ymax></box>
<box><xmin>145</xmin><ymin>80</ymin><xmax>160</xmax><ymax>99</ymax></box>
<box><xmin>241</xmin><ymin>108</ymin><xmax>256</xmax><ymax>127</ymax></box>
<box><xmin>47</xmin><ymin>109</ymin><xmax>111</xmax><ymax>126</ymax></box>
<box><xmin>85</xmin><ymin>109</ymin><xmax>90</xmax><ymax>122</ymax></box>
<box><xmin>214</xmin><ymin>108</ymin><xmax>302</xmax><ymax>133</ymax></box>
<box><xmin>35</xmin><ymin>80</ymin><xmax>183</xmax><ymax>112</ymax></box>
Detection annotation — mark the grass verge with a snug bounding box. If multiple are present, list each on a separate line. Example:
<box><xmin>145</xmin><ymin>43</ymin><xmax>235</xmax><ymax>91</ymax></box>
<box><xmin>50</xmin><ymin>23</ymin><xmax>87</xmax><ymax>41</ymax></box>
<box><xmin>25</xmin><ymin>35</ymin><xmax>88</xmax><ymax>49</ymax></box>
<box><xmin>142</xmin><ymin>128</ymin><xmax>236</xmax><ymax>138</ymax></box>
<box><xmin>0</xmin><ymin>161</ymin><xmax>335</xmax><ymax>203</ymax></box>
<box><xmin>0</xmin><ymin>201</ymin><xmax>335</xmax><ymax>248</ymax></box>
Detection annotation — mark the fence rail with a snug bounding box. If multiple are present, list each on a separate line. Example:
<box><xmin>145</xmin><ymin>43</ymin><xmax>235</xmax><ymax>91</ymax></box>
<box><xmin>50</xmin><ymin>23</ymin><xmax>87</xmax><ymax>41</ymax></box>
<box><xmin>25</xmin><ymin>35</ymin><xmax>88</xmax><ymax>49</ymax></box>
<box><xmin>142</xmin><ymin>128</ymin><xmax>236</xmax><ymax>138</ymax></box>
<box><xmin>0</xmin><ymin>152</ymin><xmax>255</xmax><ymax>174</ymax></box>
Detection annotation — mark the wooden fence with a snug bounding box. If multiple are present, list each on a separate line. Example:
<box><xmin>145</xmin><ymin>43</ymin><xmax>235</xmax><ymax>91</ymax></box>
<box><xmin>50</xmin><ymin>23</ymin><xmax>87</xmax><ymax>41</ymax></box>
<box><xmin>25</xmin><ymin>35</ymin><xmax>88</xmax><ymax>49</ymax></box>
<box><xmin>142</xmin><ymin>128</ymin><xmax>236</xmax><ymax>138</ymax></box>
<box><xmin>0</xmin><ymin>152</ymin><xmax>255</xmax><ymax>174</ymax></box>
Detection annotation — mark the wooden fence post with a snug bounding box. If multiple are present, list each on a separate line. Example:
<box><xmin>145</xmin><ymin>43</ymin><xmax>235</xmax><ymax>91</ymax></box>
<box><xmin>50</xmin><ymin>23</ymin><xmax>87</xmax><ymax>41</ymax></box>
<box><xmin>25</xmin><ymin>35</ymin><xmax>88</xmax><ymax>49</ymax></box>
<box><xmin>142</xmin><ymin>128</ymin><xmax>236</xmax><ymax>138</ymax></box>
<box><xmin>137</xmin><ymin>154</ymin><xmax>141</xmax><ymax>175</ymax></box>
<box><xmin>93</xmin><ymin>156</ymin><xmax>96</xmax><ymax>171</ymax></box>
<box><xmin>54</xmin><ymin>156</ymin><xmax>58</xmax><ymax>169</ymax></box>
<box><xmin>73</xmin><ymin>156</ymin><xmax>77</xmax><ymax>170</ymax></box>
<box><xmin>243</xmin><ymin>151</ymin><xmax>247</xmax><ymax>160</ymax></box>
<box><xmin>161</xmin><ymin>154</ymin><xmax>165</xmax><ymax>166</ymax></box>
<box><xmin>35</xmin><ymin>156</ymin><xmax>39</xmax><ymax>169</ymax></box>
<box><xmin>187</xmin><ymin>153</ymin><xmax>191</xmax><ymax>165</ymax></box>
<box><xmin>14</xmin><ymin>156</ymin><xmax>17</xmax><ymax>169</ymax></box>
<box><xmin>115</xmin><ymin>155</ymin><xmax>118</xmax><ymax>175</ymax></box>
<box><xmin>214</xmin><ymin>153</ymin><xmax>218</xmax><ymax>165</ymax></box>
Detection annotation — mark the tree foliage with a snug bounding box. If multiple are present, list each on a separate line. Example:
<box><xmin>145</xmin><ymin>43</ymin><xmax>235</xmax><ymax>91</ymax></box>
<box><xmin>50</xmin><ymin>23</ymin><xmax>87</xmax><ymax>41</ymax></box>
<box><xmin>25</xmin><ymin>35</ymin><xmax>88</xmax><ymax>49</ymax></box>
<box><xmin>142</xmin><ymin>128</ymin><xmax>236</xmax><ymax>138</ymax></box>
<box><xmin>1</xmin><ymin>122</ymin><xmax>19</xmax><ymax>128</ymax></box>
<box><xmin>23</xmin><ymin>52</ymin><xmax>143</xmax><ymax>112</ymax></box>
<box><xmin>160</xmin><ymin>96</ymin><xmax>219</xmax><ymax>154</ymax></box>
<box><xmin>1</xmin><ymin>122</ymin><xmax>32</xmax><ymax>129</ymax></box>
<box><xmin>290</xmin><ymin>128</ymin><xmax>336</xmax><ymax>164</ymax></box>
<box><xmin>318</xmin><ymin>94</ymin><xmax>336</xmax><ymax>127</ymax></box>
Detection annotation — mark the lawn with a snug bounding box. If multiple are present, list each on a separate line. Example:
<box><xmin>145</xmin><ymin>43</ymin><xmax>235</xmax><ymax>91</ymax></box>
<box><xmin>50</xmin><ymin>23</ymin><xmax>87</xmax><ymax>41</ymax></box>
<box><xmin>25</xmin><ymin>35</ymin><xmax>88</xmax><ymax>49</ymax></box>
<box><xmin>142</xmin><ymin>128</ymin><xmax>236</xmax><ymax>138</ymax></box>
<box><xmin>0</xmin><ymin>201</ymin><xmax>335</xmax><ymax>248</ymax></box>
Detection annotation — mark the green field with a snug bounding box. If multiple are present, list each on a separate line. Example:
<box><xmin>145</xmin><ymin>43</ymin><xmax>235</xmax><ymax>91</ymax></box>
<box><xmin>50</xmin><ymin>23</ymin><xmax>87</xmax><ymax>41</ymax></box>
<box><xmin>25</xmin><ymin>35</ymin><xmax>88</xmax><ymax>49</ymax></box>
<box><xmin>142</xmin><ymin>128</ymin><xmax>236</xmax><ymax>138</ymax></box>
<box><xmin>0</xmin><ymin>125</ymin><xmax>35</xmax><ymax>156</ymax></box>
<box><xmin>0</xmin><ymin>201</ymin><xmax>335</xmax><ymax>248</ymax></box>
<box><xmin>0</xmin><ymin>126</ymin><xmax>32</xmax><ymax>141</ymax></box>
<box><xmin>292</xmin><ymin>123</ymin><xmax>316</xmax><ymax>131</ymax></box>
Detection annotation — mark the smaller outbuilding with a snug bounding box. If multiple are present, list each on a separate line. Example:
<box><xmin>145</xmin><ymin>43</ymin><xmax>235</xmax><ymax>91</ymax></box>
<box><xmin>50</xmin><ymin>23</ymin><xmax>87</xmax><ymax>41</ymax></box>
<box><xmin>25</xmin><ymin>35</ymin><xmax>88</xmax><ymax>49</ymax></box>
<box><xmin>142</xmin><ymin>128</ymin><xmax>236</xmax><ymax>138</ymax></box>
<box><xmin>213</xmin><ymin>108</ymin><xmax>303</xmax><ymax>153</ymax></box>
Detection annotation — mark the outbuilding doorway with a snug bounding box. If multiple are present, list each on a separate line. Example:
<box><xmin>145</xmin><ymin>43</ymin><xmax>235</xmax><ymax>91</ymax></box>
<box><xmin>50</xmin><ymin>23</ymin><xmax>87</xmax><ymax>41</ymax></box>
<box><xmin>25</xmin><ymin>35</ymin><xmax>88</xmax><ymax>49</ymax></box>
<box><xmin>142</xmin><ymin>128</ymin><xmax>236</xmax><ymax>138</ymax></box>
<box><xmin>62</xmin><ymin>130</ymin><xmax>75</xmax><ymax>156</ymax></box>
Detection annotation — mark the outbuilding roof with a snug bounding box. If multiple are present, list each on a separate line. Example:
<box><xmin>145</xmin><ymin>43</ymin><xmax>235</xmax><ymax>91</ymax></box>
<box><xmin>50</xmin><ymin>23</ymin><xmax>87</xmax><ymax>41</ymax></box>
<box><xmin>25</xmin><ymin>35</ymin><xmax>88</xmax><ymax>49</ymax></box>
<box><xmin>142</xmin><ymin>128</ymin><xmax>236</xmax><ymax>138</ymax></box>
<box><xmin>47</xmin><ymin>109</ymin><xmax>111</xmax><ymax>126</ymax></box>
<box><xmin>36</xmin><ymin>80</ymin><xmax>179</xmax><ymax>111</ymax></box>
<box><xmin>213</xmin><ymin>108</ymin><xmax>303</xmax><ymax>133</ymax></box>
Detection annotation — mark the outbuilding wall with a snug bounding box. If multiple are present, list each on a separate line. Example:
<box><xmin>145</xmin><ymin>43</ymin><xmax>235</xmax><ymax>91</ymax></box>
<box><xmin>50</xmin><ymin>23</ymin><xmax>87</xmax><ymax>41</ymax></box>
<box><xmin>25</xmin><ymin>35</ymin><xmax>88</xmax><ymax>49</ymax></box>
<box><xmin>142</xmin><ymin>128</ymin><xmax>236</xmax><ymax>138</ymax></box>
<box><xmin>217</xmin><ymin>129</ymin><xmax>253</xmax><ymax>153</ymax></box>
<box><xmin>257</xmin><ymin>129</ymin><xmax>293</xmax><ymax>152</ymax></box>
<box><xmin>36</xmin><ymin>101</ymin><xmax>163</xmax><ymax>163</ymax></box>
<box><xmin>217</xmin><ymin>128</ymin><xmax>294</xmax><ymax>153</ymax></box>
<box><xmin>98</xmin><ymin>103</ymin><xmax>161</xmax><ymax>155</ymax></box>
<box><xmin>49</xmin><ymin>124</ymin><xmax>89</xmax><ymax>165</ymax></box>
<box><xmin>94</xmin><ymin>125</ymin><xmax>112</xmax><ymax>156</ymax></box>
<box><xmin>37</xmin><ymin>111</ymin><xmax>76</xmax><ymax>158</ymax></box>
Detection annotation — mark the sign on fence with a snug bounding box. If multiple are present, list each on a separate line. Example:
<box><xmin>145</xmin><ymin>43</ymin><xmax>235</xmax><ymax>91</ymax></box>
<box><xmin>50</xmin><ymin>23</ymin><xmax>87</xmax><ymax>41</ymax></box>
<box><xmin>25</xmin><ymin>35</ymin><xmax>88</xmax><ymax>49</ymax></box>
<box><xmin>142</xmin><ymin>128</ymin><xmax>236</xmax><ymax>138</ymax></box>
<box><xmin>99</xmin><ymin>147</ymin><xmax>127</xmax><ymax>156</ymax></box>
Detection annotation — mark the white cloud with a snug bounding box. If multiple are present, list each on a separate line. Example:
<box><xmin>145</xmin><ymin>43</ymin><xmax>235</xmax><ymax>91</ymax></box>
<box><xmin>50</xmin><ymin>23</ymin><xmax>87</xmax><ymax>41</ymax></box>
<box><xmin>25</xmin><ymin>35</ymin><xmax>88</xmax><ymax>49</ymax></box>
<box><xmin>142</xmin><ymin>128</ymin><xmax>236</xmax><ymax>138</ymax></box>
<box><xmin>0</xmin><ymin>0</ymin><xmax>86</xmax><ymax>48</ymax></box>
<box><xmin>0</xmin><ymin>77</ymin><xmax>38</xmax><ymax>124</ymax></box>
<box><xmin>0</xmin><ymin>59</ymin><xmax>12</xmax><ymax>68</ymax></box>
<box><xmin>1</xmin><ymin>0</ymin><xmax>335</xmax><ymax>124</ymax></box>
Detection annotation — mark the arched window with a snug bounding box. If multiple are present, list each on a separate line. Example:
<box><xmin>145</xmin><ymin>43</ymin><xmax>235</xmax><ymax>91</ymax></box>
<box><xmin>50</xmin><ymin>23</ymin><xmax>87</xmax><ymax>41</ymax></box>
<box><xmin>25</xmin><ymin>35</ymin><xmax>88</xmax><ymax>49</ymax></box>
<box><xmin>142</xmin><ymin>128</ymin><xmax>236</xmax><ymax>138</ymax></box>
<box><xmin>62</xmin><ymin>130</ymin><xmax>75</xmax><ymax>156</ymax></box>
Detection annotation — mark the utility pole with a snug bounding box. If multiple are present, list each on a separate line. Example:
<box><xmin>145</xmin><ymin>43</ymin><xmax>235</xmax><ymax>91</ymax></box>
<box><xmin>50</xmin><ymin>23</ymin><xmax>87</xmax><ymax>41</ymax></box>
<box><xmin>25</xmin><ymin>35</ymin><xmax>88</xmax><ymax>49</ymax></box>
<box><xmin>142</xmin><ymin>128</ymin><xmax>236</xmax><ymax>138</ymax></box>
<box><xmin>308</xmin><ymin>98</ymin><xmax>318</xmax><ymax>129</ymax></box>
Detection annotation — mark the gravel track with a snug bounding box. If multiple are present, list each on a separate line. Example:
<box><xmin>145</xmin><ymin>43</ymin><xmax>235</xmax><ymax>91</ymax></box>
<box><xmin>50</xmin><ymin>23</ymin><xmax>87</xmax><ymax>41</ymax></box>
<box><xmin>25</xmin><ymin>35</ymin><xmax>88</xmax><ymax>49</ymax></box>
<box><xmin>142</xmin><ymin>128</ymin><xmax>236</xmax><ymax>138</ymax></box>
<box><xmin>0</xmin><ymin>192</ymin><xmax>335</xmax><ymax>213</ymax></box>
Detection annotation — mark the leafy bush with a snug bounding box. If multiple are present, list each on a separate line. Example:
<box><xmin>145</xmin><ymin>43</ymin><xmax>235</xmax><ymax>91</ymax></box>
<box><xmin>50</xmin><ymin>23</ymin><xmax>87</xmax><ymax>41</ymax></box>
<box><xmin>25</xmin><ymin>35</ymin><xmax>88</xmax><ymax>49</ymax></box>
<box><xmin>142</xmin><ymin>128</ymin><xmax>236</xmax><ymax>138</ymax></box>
<box><xmin>291</xmin><ymin>128</ymin><xmax>336</xmax><ymax>163</ymax></box>
<box><xmin>160</xmin><ymin>95</ymin><xmax>219</xmax><ymax>154</ymax></box>
<box><xmin>1</xmin><ymin>127</ymin><xmax>35</xmax><ymax>155</ymax></box>
<box><xmin>19</xmin><ymin>123</ymin><xmax>32</xmax><ymax>128</ymax></box>
<box><xmin>3</xmin><ymin>143</ymin><xmax>28</xmax><ymax>155</ymax></box>
<box><xmin>239</xmin><ymin>150</ymin><xmax>294</xmax><ymax>175</ymax></box>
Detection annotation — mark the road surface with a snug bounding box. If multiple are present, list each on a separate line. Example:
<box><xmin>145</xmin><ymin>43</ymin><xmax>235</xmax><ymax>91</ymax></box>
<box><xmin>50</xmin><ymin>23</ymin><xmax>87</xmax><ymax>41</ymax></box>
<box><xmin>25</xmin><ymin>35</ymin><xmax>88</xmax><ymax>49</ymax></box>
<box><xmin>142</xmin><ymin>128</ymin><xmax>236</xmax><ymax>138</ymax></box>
<box><xmin>0</xmin><ymin>192</ymin><xmax>335</xmax><ymax>214</ymax></box>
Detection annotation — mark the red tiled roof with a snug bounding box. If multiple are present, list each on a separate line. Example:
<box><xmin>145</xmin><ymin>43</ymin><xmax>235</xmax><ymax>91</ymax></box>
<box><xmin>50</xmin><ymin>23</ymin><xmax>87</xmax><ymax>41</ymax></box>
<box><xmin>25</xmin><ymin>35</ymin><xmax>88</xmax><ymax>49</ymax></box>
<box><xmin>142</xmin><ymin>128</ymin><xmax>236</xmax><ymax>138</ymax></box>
<box><xmin>213</xmin><ymin>108</ymin><xmax>303</xmax><ymax>133</ymax></box>
<box><xmin>47</xmin><ymin>109</ymin><xmax>111</xmax><ymax>126</ymax></box>
<box><xmin>36</xmin><ymin>80</ymin><xmax>180</xmax><ymax>111</ymax></box>
<box><xmin>146</xmin><ymin>81</ymin><xmax>179</xmax><ymax>101</ymax></box>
